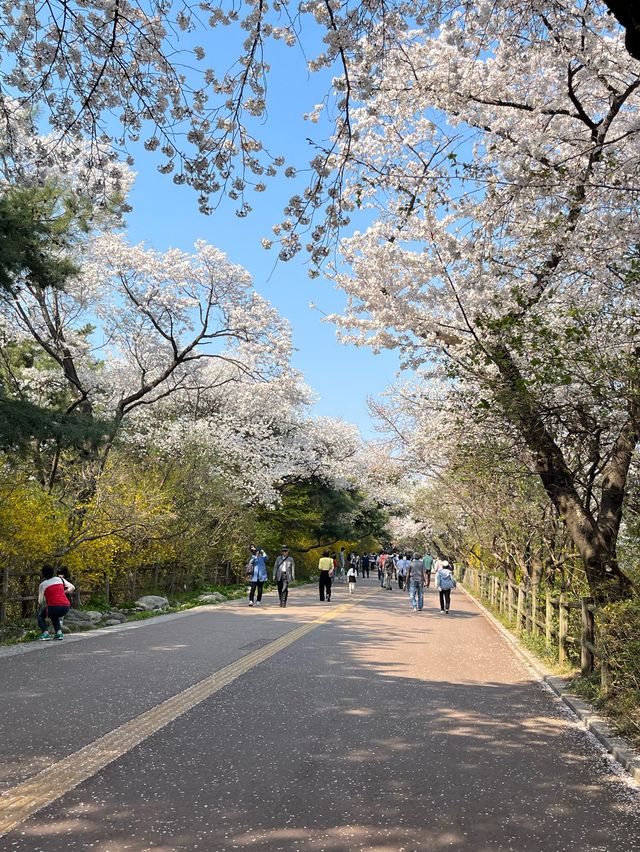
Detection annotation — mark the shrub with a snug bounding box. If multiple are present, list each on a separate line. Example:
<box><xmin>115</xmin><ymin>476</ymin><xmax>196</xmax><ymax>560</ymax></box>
<box><xmin>597</xmin><ymin>598</ymin><xmax>640</xmax><ymax>740</ymax></box>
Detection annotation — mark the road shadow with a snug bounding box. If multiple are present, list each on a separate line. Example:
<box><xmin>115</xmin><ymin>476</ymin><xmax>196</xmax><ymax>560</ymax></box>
<box><xmin>6</xmin><ymin>587</ymin><xmax>640</xmax><ymax>851</ymax></box>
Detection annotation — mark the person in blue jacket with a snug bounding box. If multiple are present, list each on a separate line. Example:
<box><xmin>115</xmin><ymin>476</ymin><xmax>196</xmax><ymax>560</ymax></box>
<box><xmin>247</xmin><ymin>545</ymin><xmax>268</xmax><ymax>607</ymax></box>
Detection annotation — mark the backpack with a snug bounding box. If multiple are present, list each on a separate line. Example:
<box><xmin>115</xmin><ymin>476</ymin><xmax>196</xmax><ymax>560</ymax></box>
<box><xmin>439</xmin><ymin>569</ymin><xmax>455</xmax><ymax>590</ymax></box>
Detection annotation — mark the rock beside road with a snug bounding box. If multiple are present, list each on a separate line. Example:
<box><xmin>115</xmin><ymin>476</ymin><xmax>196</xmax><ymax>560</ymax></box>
<box><xmin>64</xmin><ymin>609</ymin><xmax>104</xmax><ymax>624</ymax></box>
<box><xmin>135</xmin><ymin>595</ymin><xmax>170</xmax><ymax>611</ymax></box>
<box><xmin>196</xmin><ymin>593</ymin><xmax>226</xmax><ymax>604</ymax></box>
<box><xmin>104</xmin><ymin>611</ymin><xmax>127</xmax><ymax>622</ymax></box>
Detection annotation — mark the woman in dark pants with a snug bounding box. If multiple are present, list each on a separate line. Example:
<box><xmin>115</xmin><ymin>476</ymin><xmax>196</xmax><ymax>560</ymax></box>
<box><xmin>435</xmin><ymin>561</ymin><xmax>456</xmax><ymax>613</ymax></box>
<box><xmin>37</xmin><ymin>565</ymin><xmax>74</xmax><ymax>640</ymax></box>
<box><xmin>247</xmin><ymin>546</ymin><xmax>268</xmax><ymax>606</ymax></box>
<box><xmin>318</xmin><ymin>550</ymin><xmax>334</xmax><ymax>601</ymax></box>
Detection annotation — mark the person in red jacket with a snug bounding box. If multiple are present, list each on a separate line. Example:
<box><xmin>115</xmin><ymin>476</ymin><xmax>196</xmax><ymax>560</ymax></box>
<box><xmin>37</xmin><ymin>565</ymin><xmax>75</xmax><ymax>641</ymax></box>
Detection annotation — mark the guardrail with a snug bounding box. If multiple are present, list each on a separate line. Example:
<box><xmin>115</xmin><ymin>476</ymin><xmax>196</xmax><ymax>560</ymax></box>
<box><xmin>462</xmin><ymin>566</ymin><xmax>609</xmax><ymax>693</ymax></box>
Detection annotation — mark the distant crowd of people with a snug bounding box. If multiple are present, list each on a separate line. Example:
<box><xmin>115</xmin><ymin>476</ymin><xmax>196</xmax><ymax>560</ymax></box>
<box><xmin>244</xmin><ymin>544</ymin><xmax>457</xmax><ymax>613</ymax></box>
<box><xmin>35</xmin><ymin>542</ymin><xmax>458</xmax><ymax>640</ymax></box>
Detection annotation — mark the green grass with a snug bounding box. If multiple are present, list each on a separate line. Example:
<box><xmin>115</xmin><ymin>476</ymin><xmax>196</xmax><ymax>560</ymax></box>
<box><xmin>569</xmin><ymin>671</ymin><xmax>640</xmax><ymax>747</ymax></box>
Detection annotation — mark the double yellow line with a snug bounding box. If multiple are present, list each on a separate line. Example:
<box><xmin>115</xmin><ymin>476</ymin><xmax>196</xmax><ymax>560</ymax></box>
<box><xmin>0</xmin><ymin>589</ymin><xmax>378</xmax><ymax>837</ymax></box>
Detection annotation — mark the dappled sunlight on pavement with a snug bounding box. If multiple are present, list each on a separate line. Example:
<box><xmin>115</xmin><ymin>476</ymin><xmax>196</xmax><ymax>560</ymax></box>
<box><xmin>1</xmin><ymin>578</ymin><xmax>639</xmax><ymax>850</ymax></box>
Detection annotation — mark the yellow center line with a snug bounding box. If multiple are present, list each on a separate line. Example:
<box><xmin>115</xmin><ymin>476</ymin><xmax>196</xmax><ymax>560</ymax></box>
<box><xmin>0</xmin><ymin>588</ymin><xmax>379</xmax><ymax>837</ymax></box>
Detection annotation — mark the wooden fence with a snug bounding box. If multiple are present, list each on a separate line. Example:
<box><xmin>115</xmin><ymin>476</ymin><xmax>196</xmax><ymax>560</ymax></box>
<box><xmin>0</xmin><ymin>572</ymin><xmax>82</xmax><ymax>625</ymax></box>
<box><xmin>461</xmin><ymin>566</ymin><xmax>609</xmax><ymax>693</ymax></box>
<box><xmin>0</xmin><ymin>562</ymin><xmax>240</xmax><ymax>626</ymax></box>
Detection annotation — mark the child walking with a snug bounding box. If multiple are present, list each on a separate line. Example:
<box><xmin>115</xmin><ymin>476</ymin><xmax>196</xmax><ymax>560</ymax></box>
<box><xmin>347</xmin><ymin>564</ymin><xmax>357</xmax><ymax>594</ymax></box>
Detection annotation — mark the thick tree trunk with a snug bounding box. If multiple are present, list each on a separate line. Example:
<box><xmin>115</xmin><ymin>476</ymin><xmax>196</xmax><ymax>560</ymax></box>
<box><xmin>604</xmin><ymin>1</ymin><xmax>640</xmax><ymax>61</ymax></box>
<box><xmin>495</xmin><ymin>347</ymin><xmax>635</xmax><ymax>603</ymax></box>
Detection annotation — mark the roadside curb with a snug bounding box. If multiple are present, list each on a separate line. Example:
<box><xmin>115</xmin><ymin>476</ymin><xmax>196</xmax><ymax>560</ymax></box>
<box><xmin>0</xmin><ymin>581</ymin><xmax>323</xmax><ymax>660</ymax></box>
<box><xmin>460</xmin><ymin>584</ymin><xmax>640</xmax><ymax>784</ymax></box>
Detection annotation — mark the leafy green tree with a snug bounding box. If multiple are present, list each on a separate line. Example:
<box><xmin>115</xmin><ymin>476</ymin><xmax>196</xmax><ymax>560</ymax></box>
<box><xmin>0</xmin><ymin>185</ymin><xmax>83</xmax><ymax>292</ymax></box>
<box><xmin>255</xmin><ymin>478</ymin><xmax>389</xmax><ymax>572</ymax></box>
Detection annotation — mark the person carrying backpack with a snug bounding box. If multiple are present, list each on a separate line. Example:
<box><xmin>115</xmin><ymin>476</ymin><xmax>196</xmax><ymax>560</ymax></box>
<box><xmin>435</xmin><ymin>561</ymin><xmax>457</xmax><ymax>614</ymax></box>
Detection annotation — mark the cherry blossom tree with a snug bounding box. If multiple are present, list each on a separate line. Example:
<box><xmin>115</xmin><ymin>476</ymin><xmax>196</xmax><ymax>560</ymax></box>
<box><xmin>0</xmin><ymin>0</ymin><xmax>401</xmax><ymax>213</ymax></box>
<box><xmin>0</xmin><ymin>229</ymin><xmax>297</xmax><ymax>492</ymax></box>
<box><xmin>314</xmin><ymin>3</ymin><xmax>640</xmax><ymax>601</ymax></box>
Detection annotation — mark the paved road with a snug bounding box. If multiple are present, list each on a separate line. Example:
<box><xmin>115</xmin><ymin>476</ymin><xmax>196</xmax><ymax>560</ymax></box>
<box><xmin>1</xmin><ymin>579</ymin><xmax>638</xmax><ymax>851</ymax></box>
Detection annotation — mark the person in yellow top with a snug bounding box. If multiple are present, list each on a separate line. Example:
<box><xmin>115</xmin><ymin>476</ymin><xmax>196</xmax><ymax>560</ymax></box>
<box><xmin>318</xmin><ymin>550</ymin><xmax>334</xmax><ymax>602</ymax></box>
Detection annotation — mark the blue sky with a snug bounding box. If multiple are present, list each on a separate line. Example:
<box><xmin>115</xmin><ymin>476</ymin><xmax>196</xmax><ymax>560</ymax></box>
<box><xmin>122</xmin><ymin>32</ymin><xmax>401</xmax><ymax>438</ymax></box>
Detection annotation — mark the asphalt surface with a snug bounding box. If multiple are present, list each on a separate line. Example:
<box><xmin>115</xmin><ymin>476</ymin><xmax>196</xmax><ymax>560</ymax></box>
<box><xmin>1</xmin><ymin>578</ymin><xmax>639</xmax><ymax>851</ymax></box>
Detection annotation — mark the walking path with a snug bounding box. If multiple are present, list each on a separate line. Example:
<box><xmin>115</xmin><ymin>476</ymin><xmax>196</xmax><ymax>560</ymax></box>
<box><xmin>1</xmin><ymin>579</ymin><xmax>638</xmax><ymax>851</ymax></box>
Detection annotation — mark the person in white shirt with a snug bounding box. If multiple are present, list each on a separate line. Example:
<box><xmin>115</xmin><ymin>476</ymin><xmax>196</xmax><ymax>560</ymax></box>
<box><xmin>37</xmin><ymin>565</ymin><xmax>75</xmax><ymax>640</ymax></box>
<box><xmin>346</xmin><ymin>565</ymin><xmax>357</xmax><ymax>594</ymax></box>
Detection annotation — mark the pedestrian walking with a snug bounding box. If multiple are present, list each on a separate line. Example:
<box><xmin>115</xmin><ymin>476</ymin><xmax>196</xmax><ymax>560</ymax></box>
<box><xmin>422</xmin><ymin>550</ymin><xmax>435</xmax><ymax>588</ymax></box>
<box><xmin>37</xmin><ymin>565</ymin><xmax>74</xmax><ymax>640</ymax></box>
<box><xmin>349</xmin><ymin>551</ymin><xmax>360</xmax><ymax>578</ymax></box>
<box><xmin>406</xmin><ymin>553</ymin><xmax>427</xmax><ymax>612</ymax></box>
<box><xmin>338</xmin><ymin>546</ymin><xmax>346</xmax><ymax>582</ymax></box>
<box><xmin>246</xmin><ymin>545</ymin><xmax>268</xmax><ymax>607</ymax></box>
<box><xmin>383</xmin><ymin>555</ymin><xmax>396</xmax><ymax>590</ymax></box>
<box><xmin>377</xmin><ymin>552</ymin><xmax>387</xmax><ymax>586</ymax></box>
<box><xmin>361</xmin><ymin>552</ymin><xmax>370</xmax><ymax>578</ymax></box>
<box><xmin>347</xmin><ymin>564</ymin><xmax>357</xmax><ymax>594</ymax></box>
<box><xmin>396</xmin><ymin>554</ymin><xmax>408</xmax><ymax>590</ymax></box>
<box><xmin>273</xmin><ymin>546</ymin><xmax>295</xmax><ymax>607</ymax></box>
<box><xmin>435</xmin><ymin>560</ymin><xmax>457</xmax><ymax>613</ymax></box>
<box><xmin>319</xmin><ymin>550</ymin><xmax>334</xmax><ymax>602</ymax></box>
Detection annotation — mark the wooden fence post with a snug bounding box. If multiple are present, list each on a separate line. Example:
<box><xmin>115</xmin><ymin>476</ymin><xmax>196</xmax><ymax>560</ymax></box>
<box><xmin>558</xmin><ymin>594</ymin><xmax>569</xmax><ymax>665</ymax></box>
<box><xmin>600</xmin><ymin>657</ymin><xmax>611</xmax><ymax>697</ymax></box>
<box><xmin>516</xmin><ymin>585</ymin><xmax>524</xmax><ymax>630</ymax></box>
<box><xmin>525</xmin><ymin>586</ymin><xmax>532</xmax><ymax>632</ymax></box>
<box><xmin>545</xmin><ymin>590</ymin><xmax>552</xmax><ymax>648</ymax></box>
<box><xmin>508</xmin><ymin>582</ymin><xmax>515</xmax><ymax>623</ymax></box>
<box><xmin>531</xmin><ymin>585</ymin><xmax>539</xmax><ymax>636</ymax></box>
<box><xmin>581</xmin><ymin>597</ymin><xmax>594</xmax><ymax>676</ymax></box>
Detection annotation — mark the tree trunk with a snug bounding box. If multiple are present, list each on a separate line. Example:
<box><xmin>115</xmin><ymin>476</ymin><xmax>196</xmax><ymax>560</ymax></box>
<box><xmin>604</xmin><ymin>1</ymin><xmax>640</xmax><ymax>61</ymax></box>
<box><xmin>495</xmin><ymin>347</ymin><xmax>635</xmax><ymax>603</ymax></box>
